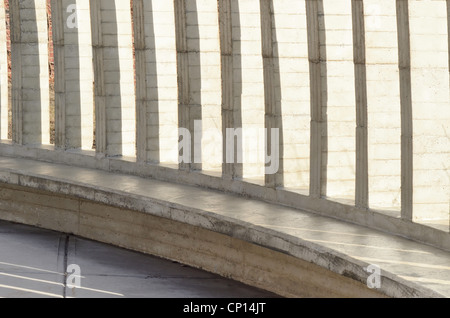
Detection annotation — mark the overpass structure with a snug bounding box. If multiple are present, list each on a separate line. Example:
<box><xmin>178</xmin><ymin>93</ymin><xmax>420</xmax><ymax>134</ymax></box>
<box><xmin>0</xmin><ymin>0</ymin><xmax>449</xmax><ymax>298</ymax></box>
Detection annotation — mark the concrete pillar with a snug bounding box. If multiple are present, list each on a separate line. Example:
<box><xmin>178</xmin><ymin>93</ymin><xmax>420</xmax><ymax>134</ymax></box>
<box><xmin>90</xmin><ymin>0</ymin><xmax>136</xmax><ymax>157</ymax></box>
<box><xmin>409</xmin><ymin>0</ymin><xmax>450</xmax><ymax>223</ymax></box>
<box><xmin>52</xmin><ymin>0</ymin><xmax>94</xmax><ymax>150</ymax></box>
<box><xmin>218</xmin><ymin>0</ymin><xmax>243</xmax><ymax>180</ymax></box>
<box><xmin>174</xmin><ymin>0</ymin><xmax>202</xmax><ymax>171</ymax></box>
<box><xmin>352</xmin><ymin>0</ymin><xmax>368</xmax><ymax>209</ymax></box>
<box><xmin>0</xmin><ymin>0</ymin><xmax>8</xmax><ymax>140</ymax></box>
<box><xmin>133</xmin><ymin>0</ymin><xmax>149</xmax><ymax>163</ymax></box>
<box><xmin>134</xmin><ymin>0</ymin><xmax>181</xmax><ymax>165</ymax></box>
<box><xmin>260</xmin><ymin>0</ymin><xmax>283</xmax><ymax>188</ymax></box>
<box><xmin>272</xmin><ymin>0</ymin><xmax>310</xmax><ymax>191</ymax></box>
<box><xmin>396</xmin><ymin>0</ymin><xmax>413</xmax><ymax>221</ymax></box>
<box><xmin>306</xmin><ymin>0</ymin><xmax>325</xmax><ymax>198</ymax></box>
<box><xmin>134</xmin><ymin>1</ymin><xmax>178</xmax><ymax>164</ymax></box>
<box><xmin>90</xmin><ymin>0</ymin><xmax>105</xmax><ymax>155</ymax></box>
<box><xmin>365</xmin><ymin>0</ymin><xmax>401</xmax><ymax>213</ymax></box>
<box><xmin>10</xmin><ymin>0</ymin><xmax>50</xmax><ymax>146</ymax></box>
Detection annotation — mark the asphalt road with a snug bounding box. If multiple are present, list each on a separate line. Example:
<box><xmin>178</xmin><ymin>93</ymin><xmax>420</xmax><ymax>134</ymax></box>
<box><xmin>0</xmin><ymin>220</ymin><xmax>278</xmax><ymax>298</ymax></box>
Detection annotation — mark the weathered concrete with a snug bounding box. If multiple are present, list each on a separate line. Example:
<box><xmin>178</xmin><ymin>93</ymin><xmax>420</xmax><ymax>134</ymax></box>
<box><xmin>51</xmin><ymin>0</ymin><xmax>94</xmax><ymax>151</ymax></box>
<box><xmin>0</xmin><ymin>0</ymin><xmax>448</xmax><ymax>242</ymax></box>
<box><xmin>0</xmin><ymin>156</ymin><xmax>448</xmax><ymax>298</ymax></box>
<box><xmin>10</xmin><ymin>0</ymin><xmax>50</xmax><ymax>145</ymax></box>
<box><xmin>0</xmin><ymin>141</ymin><xmax>448</xmax><ymax>253</ymax></box>
<box><xmin>0</xmin><ymin>0</ymin><xmax>450</xmax><ymax>297</ymax></box>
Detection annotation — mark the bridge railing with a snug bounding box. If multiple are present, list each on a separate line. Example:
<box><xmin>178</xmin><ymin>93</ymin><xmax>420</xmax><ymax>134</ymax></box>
<box><xmin>0</xmin><ymin>0</ymin><xmax>449</xmax><ymax>251</ymax></box>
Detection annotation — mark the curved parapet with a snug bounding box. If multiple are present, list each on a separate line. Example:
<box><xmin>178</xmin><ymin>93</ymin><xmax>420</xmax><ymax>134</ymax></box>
<box><xmin>0</xmin><ymin>0</ymin><xmax>449</xmax><ymax>297</ymax></box>
<box><xmin>0</xmin><ymin>156</ymin><xmax>448</xmax><ymax>298</ymax></box>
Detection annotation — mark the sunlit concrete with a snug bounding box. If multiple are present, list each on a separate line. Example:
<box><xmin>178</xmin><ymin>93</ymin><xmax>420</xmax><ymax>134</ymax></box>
<box><xmin>1</xmin><ymin>0</ymin><xmax>450</xmax><ymax>298</ymax></box>
<box><xmin>0</xmin><ymin>156</ymin><xmax>448</xmax><ymax>297</ymax></box>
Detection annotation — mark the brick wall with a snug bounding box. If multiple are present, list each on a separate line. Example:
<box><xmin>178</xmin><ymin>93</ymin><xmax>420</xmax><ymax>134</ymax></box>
<box><xmin>47</xmin><ymin>0</ymin><xmax>54</xmax><ymax>83</ymax></box>
<box><xmin>4</xmin><ymin>0</ymin><xmax>9</xmax><ymax>82</ymax></box>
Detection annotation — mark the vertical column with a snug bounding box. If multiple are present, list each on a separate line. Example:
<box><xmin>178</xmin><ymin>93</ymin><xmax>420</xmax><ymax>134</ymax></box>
<box><xmin>352</xmin><ymin>0</ymin><xmax>368</xmax><ymax>209</ymax></box>
<box><xmin>90</xmin><ymin>0</ymin><xmax>105</xmax><ymax>155</ymax></box>
<box><xmin>52</xmin><ymin>0</ymin><xmax>65</xmax><ymax>148</ymax></box>
<box><xmin>90</xmin><ymin>0</ymin><xmax>136</xmax><ymax>157</ymax></box>
<box><xmin>174</xmin><ymin>0</ymin><xmax>201</xmax><ymax>171</ymax></box>
<box><xmin>174</xmin><ymin>0</ymin><xmax>190</xmax><ymax>170</ymax></box>
<box><xmin>396</xmin><ymin>0</ymin><xmax>413</xmax><ymax>220</ymax></box>
<box><xmin>52</xmin><ymin>0</ymin><xmax>94</xmax><ymax>150</ymax></box>
<box><xmin>10</xmin><ymin>0</ymin><xmax>50</xmax><ymax>145</ymax></box>
<box><xmin>133</xmin><ymin>0</ymin><xmax>149</xmax><ymax>162</ymax></box>
<box><xmin>260</xmin><ymin>0</ymin><xmax>283</xmax><ymax>188</ymax></box>
<box><xmin>219</xmin><ymin>0</ymin><xmax>242</xmax><ymax>180</ymax></box>
<box><xmin>0</xmin><ymin>0</ymin><xmax>8</xmax><ymax>140</ymax></box>
<box><xmin>306</xmin><ymin>0</ymin><xmax>324</xmax><ymax>198</ymax></box>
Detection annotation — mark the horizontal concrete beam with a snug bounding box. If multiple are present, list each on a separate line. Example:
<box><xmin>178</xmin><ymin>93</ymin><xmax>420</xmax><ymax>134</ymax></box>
<box><xmin>0</xmin><ymin>155</ymin><xmax>447</xmax><ymax>298</ymax></box>
<box><xmin>0</xmin><ymin>142</ymin><xmax>448</xmax><ymax>254</ymax></box>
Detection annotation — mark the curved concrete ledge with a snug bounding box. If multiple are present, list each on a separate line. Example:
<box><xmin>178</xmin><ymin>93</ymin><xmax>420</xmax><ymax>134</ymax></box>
<box><xmin>0</xmin><ymin>156</ymin><xmax>449</xmax><ymax>298</ymax></box>
<box><xmin>1</xmin><ymin>143</ymin><xmax>449</xmax><ymax>253</ymax></box>
<box><xmin>0</xmin><ymin>220</ymin><xmax>279</xmax><ymax>298</ymax></box>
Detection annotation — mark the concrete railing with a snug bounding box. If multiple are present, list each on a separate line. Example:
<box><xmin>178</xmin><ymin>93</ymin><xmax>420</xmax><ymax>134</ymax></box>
<box><xmin>0</xmin><ymin>0</ymin><xmax>449</xmax><ymax>253</ymax></box>
<box><xmin>1</xmin><ymin>156</ymin><xmax>448</xmax><ymax>298</ymax></box>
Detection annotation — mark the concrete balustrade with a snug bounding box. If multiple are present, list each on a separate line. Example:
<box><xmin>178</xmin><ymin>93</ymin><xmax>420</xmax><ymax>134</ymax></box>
<box><xmin>10</xmin><ymin>0</ymin><xmax>50</xmax><ymax>146</ymax></box>
<box><xmin>51</xmin><ymin>0</ymin><xmax>94</xmax><ymax>150</ymax></box>
<box><xmin>90</xmin><ymin>0</ymin><xmax>135</xmax><ymax>157</ymax></box>
<box><xmin>0</xmin><ymin>0</ymin><xmax>450</xmax><ymax>296</ymax></box>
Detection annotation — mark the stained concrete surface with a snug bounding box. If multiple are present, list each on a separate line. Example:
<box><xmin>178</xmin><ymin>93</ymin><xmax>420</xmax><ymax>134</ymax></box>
<box><xmin>0</xmin><ymin>156</ymin><xmax>449</xmax><ymax>297</ymax></box>
<box><xmin>0</xmin><ymin>220</ymin><xmax>278</xmax><ymax>298</ymax></box>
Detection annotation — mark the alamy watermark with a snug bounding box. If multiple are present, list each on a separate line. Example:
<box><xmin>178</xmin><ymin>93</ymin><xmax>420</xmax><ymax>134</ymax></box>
<box><xmin>179</xmin><ymin>120</ymin><xmax>280</xmax><ymax>175</ymax></box>
<box><xmin>66</xmin><ymin>4</ymin><xmax>78</xmax><ymax>29</ymax></box>
<box><xmin>365</xmin><ymin>264</ymin><xmax>381</xmax><ymax>289</ymax></box>
<box><xmin>66</xmin><ymin>264</ymin><xmax>81</xmax><ymax>289</ymax></box>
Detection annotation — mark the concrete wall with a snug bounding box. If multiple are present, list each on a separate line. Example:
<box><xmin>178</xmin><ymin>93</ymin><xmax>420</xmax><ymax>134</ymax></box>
<box><xmin>0</xmin><ymin>182</ymin><xmax>389</xmax><ymax>298</ymax></box>
<box><xmin>90</xmin><ymin>0</ymin><xmax>135</xmax><ymax>157</ymax></box>
<box><xmin>134</xmin><ymin>0</ymin><xmax>177</xmax><ymax>164</ymax></box>
<box><xmin>232</xmin><ymin>0</ymin><xmax>265</xmax><ymax>181</ymax></box>
<box><xmin>52</xmin><ymin>0</ymin><xmax>94</xmax><ymax>150</ymax></box>
<box><xmin>10</xmin><ymin>0</ymin><xmax>50</xmax><ymax>146</ymax></box>
<box><xmin>190</xmin><ymin>0</ymin><xmax>222</xmax><ymax>173</ymax></box>
<box><xmin>365</xmin><ymin>0</ymin><xmax>402</xmax><ymax>212</ymax></box>
<box><xmin>273</xmin><ymin>0</ymin><xmax>310</xmax><ymax>190</ymax></box>
<box><xmin>320</xmin><ymin>0</ymin><xmax>356</xmax><ymax>201</ymax></box>
<box><xmin>409</xmin><ymin>0</ymin><xmax>450</xmax><ymax>221</ymax></box>
<box><xmin>0</xmin><ymin>0</ymin><xmax>449</xmax><ymax>247</ymax></box>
